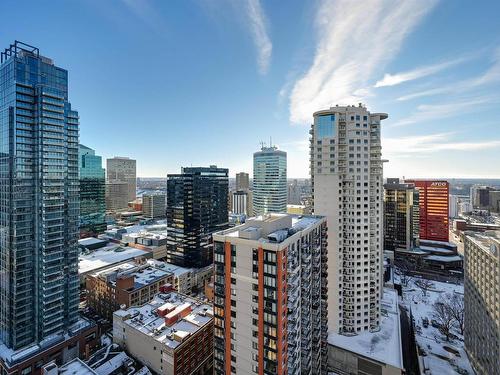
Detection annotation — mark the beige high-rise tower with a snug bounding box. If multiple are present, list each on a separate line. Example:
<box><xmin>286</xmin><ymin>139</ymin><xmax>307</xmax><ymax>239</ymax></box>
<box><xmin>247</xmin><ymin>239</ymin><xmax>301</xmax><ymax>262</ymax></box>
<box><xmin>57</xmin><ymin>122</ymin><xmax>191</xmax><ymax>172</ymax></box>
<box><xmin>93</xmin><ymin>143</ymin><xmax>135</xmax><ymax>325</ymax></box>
<box><xmin>310</xmin><ymin>104</ymin><xmax>387</xmax><ymax>334</ymax></box>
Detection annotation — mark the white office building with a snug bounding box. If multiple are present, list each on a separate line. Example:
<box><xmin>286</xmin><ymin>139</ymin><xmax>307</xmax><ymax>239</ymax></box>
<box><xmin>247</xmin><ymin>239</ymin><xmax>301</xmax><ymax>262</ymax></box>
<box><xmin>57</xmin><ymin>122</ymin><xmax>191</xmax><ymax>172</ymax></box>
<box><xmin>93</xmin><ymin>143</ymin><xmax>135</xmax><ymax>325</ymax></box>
<box><xmin>310</xmin><ymin>104</ymin><xmax>387</xmax><ymax>334</ymax></box>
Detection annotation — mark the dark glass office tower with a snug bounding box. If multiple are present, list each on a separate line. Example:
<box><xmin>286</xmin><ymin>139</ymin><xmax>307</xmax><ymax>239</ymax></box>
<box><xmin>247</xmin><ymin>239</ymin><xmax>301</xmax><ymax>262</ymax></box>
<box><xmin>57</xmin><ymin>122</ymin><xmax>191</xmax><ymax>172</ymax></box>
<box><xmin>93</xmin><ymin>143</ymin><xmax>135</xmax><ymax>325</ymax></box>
<box><xmin>383</xmin><ymin>178</ymin><xmax>420</xmax><ymax>251</ymax></box>
<box><xmin>0</xmin><ymin>42</ymin><xmax>80</xmax><ymax>350</ymax></box>
<box><xmin>79</xmin><ymin>144</ymin><xmax>106</xmax><ymax>237</ymax></box>
<box><xmin>167</xmin><ymin>166</ymin><xmax>229</xmax><ymax>267</ymax></box>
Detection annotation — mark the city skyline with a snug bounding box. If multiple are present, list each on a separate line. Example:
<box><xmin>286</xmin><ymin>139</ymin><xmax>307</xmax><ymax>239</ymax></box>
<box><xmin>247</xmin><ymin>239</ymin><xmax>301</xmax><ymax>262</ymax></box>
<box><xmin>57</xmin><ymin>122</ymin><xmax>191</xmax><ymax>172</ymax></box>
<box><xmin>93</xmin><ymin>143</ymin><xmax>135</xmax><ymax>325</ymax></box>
<box><xmin>1</xmin><ymin>1</ymin><xmax>499</xmax><ymax>179</ymax></box>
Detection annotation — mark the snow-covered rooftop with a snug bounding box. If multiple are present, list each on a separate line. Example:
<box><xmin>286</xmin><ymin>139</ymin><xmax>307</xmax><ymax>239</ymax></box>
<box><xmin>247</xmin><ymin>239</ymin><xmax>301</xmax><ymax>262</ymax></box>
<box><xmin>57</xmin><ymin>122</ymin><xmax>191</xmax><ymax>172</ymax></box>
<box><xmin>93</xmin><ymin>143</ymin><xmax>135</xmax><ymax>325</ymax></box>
<box><xmin>92</xmin><ymin>260</ymin><xmax>172</xmax><ymax>290</ymax></box>
<box><xmin>114</xmin><ymin>293</ymin><xmax>213</xmax><ymax>350</ymax></box>
<box><xmin>328</xmin><ymin>288</ymin><xmax>402</xmax><ymax>369</ymax></box>
<box><xmin>424</xmin><ymin>255</ymin><xmax>462</xmax><ymax>263</ymax></box>
<box><xmin>58</xmin><ymin>358</ymin><xmax>96</xmax><ymax>374</ymax></box>
<box><xmin>79</xmin><ymin>245</ymin><xmax>150</xmax><ymax>275</ymax></box>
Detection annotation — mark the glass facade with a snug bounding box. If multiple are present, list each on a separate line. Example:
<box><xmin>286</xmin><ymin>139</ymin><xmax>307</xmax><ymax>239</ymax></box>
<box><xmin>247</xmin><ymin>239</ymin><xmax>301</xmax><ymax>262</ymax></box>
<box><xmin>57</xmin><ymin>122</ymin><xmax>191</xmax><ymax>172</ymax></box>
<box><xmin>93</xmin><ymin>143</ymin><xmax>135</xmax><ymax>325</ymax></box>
<box><xmin>79</xmin><ymin>144</ymin><xmax>106</xmax><ymax>237</ymax></box>
<box><xmin>0</xmin><ymin>42</ymin><xmax>79</xmax><ymax>350</ymax></box>
<box><xmin>166</xmin><ymin>166</ymin><xmax>229</xmax><ymax>268</ymax></box>
<box><xmin>316</xmin><ymin>114</ymin><xmax>336</xmax><ymax>139</ymax></box>
<box><xmin>253</xmin><ymin>146</ymin><xmax>287</xmax><ymax>216</ymax></box>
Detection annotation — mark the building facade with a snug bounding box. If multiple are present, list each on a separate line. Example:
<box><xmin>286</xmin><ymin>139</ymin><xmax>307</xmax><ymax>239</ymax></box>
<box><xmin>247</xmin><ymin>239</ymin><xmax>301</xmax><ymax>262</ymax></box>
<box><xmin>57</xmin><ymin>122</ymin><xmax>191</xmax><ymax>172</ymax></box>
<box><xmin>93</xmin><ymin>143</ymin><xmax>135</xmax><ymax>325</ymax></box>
<box><xmin>405</xmin><ymin>180</ymin><xmax>449</xmax><ymax>242</ymax></box>
<box><xmin>167</xmin><ymin>166</ymin><xmax>229</xmax><ymax>267</ymax></box>
<box><xmin>231</xmin><ymin>189</ymin><xmax>252</xmax><ymax>216</ymax></box>
<box><xmin>79</xmin><ymin>144</ymin><xmax>106</xmax><ymax>237</ymax></box>
<box><xmin>253</xmin><ymin>146</ymin><xmax>287</xmax><ymax>216</ymax></box>
<box><xmin>383</xmin><ymin>178</ymin><xmax>419</xmax><ymax>252</ymax></box>
<box><xmin>142</xmin><ymin>193</ymin><xmax>166</xmax><ymax>219</ymax></box>
<box><xmin>113</xmin><ymin>293</ymin><xmax>214</xmax><ymax>375</ymax></box>
<box><xmin>106</xmin><ymin>157</ymin><xmax>136</xmax><ymax>211</ymax></box>
<box><xmin>0</xmin><ymin>41</ymin><xmax>80</xmax><ymax>351</ymax></box>
<box><xmin>85</xmin><ymin>259</ymin><xmax>174</xmax><ymax>321</ymax></box>
<box><xmin>464</xmin><ymin>231</ymin><xmax>500</xmax><ymax>375</ymax></box>
<box><xmin>212</xmin><ymin>214</ymin><xmax>329</xmax><ymax>375</ymax></box>
<box><xmin>235</xmin><ymin>172</ymin><xmax>250</xmax><ymax>191</ymax></box>
<box><xmin>311</xmin><ymin>104</ymin><xmax>386</xmax><ymax>334</ymax></box>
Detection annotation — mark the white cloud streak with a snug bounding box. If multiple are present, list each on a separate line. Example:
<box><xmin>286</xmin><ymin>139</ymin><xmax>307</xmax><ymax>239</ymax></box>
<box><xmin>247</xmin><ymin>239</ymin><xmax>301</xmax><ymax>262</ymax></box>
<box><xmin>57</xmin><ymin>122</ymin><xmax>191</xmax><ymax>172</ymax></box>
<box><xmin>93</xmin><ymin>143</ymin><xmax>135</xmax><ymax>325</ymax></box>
<box><xmin>244</xmin><ymin>0</ymin><xmax>272</xmax><ymax>75</ymax></box>
<box><xmin>374</xmin><ymin>57</ymin><xmax>466</xmax><ymax>87</ymax></box>
<box><xmin>391</xmin><ymin>96</ymin><xmax>498</xmax><ymax>127</ymax></box>
<box><xmin>397</xmin><ymin>47</ymin><xmax>500</xmax><ymax>101</ymax></box>
<box><xmin>288</xmin><ymin>0</ymin><xmax>438</xmax><ymax>124</ymax></box>
<box><xmin>384</xmin><ymin>132</ymin><xmax>500</xmax><ymax>155</ymax></box>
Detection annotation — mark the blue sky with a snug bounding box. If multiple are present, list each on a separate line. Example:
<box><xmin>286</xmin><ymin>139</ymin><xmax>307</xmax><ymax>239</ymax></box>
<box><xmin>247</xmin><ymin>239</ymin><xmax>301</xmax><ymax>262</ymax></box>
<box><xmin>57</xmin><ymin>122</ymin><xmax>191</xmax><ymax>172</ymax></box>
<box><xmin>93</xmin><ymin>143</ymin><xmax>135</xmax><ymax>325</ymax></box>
<box><xmin>1</xmin><ymin>0</ymin><xmax>499</xmax><ymax>178</ymax></box>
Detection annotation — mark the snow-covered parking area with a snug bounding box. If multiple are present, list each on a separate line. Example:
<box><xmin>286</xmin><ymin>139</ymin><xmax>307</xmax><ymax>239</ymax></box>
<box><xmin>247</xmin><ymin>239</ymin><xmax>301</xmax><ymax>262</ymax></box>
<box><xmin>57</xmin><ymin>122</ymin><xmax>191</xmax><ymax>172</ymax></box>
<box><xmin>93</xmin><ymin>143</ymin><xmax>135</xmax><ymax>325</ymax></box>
<box><xmin>401</xmin><ymin>278</ymin><xmax>474</xmax><ymax>374</ymax></box>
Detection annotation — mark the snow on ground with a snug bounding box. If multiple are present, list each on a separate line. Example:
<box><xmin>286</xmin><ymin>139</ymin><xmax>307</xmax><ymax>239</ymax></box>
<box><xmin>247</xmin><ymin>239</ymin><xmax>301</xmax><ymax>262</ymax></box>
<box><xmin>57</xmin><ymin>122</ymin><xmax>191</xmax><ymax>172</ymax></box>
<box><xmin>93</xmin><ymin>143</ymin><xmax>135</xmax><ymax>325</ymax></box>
<box><xmin>401</xmin><ymin>278</ymin><xmax>473</xmax><ymax>374</ymax></box>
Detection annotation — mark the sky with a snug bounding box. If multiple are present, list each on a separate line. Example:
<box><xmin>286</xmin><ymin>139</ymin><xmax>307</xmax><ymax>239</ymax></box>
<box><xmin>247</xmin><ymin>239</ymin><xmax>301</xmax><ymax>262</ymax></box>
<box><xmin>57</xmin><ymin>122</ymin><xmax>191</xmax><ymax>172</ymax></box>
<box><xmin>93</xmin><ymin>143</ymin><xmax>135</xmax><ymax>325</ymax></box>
<box><xmin>1</xmin><ymin>0</ymin><xmax>500</xmax><ymax>178</ymax></box>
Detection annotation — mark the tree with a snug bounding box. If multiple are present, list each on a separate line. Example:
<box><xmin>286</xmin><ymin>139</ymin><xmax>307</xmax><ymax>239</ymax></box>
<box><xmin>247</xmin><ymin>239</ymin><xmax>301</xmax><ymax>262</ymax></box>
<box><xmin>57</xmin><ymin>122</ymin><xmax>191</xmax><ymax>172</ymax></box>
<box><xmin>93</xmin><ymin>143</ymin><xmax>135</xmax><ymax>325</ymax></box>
<box><xmin>447</xmin><ymin>293</ymin><xmax>465</xmax><ymax>336</ymax></box>
<box><xmin>415</xmin><ymin>279</ymin><xmax>433</xmax><ymax>297</ymax></box>
<box><xmin>395</xmin><ymin>260</ymin><xmax>413</xmax><ymax>287</ymax></box>
<box><xmin>433</xmin><ymin>301</ymin><xmax>454</xmax><ymax>341</ymax></box>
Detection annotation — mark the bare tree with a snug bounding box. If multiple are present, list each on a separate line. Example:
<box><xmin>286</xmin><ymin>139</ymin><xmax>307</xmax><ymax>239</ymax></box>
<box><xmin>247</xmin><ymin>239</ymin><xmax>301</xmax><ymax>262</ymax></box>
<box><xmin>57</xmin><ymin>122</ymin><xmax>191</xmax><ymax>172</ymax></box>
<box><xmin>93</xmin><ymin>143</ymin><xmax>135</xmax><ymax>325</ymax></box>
<box><xmin>395</xmin><ymin>261</ymin><xmax>413</xmax><ymax>287</ymax></box>
<box><xmin>447</xmin><ymin>293</ymin><xmax>465</xmax><ymax>336</ymax></box>
<box><xmin>415</xmin><ymin>279</ymin><xmax>434</xmax><ymax>297</ymax></box>
<box><xmin>433</xmin><ymin>301</ymin><xmax>455</xmax><ymax>341</ymax></box>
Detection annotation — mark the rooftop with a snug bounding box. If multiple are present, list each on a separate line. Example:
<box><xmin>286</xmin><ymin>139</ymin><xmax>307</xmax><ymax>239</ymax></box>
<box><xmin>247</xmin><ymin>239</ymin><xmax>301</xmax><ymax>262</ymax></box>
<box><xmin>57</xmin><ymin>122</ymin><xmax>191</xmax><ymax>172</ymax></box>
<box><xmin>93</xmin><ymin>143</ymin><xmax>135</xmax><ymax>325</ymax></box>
<box><xmin>114</xmin><ymin>293</ymin><xmax>213</xmax><ymax>350</ymax></box>
<box><xmin>79</xmin><ymin>244</ymin><xmax>150</xmax><ymax>275</ymax></box>
<box><xmin>92</xmin><ymin>260</ymin><xmax>172</xmax><ymax>290</ymax></box>
<box><xmin>328</xmin><ymin>288</ymin><xmax>402</xmax><ymax>369</ymax></box>
<box><xmin>466</xmin><ymin>230</ymin><xmax>500</xmax><ymax>256</ymax></box>
<box><xmin>214</xmin><ymin>213</ymin><xmax>325</xmax><ymax>244</ymax></box>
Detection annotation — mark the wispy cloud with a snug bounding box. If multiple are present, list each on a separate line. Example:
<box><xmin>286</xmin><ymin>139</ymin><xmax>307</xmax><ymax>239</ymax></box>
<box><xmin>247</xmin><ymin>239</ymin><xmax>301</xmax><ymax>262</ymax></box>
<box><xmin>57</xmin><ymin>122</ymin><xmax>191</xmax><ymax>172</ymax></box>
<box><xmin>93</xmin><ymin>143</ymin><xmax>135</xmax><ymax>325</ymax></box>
<box><xmin>384</xmin><ymin>132</ymin><xmax>500</xmax><ymax>155</ymax></box>
<box><xmin>121</xmin><ymin>0</ymin><xmax>167</xmax><ymax>36</ymax></box>
<box><xmin>288</xmin><ymin>0</ymin><xmax>438</xmax><ymax>124</ymax></box>
<box><xmin>397</xmin><ymin>47</ymin><xmax>500</xmax><ymax>101</ymax></box>
<box><xmin>391</xmin><ymin>95</ymin><xmax>498</xmax><ymax>127</ymax></box>
<box><xmin>374</xmin><ymin>57</ymin><xmax>466</xmax><ymax>87</ymax></box>
<box><xmin>244</xmin><ymin>0</ymin><xmax>272</xmax><ymax>75</ymax></box>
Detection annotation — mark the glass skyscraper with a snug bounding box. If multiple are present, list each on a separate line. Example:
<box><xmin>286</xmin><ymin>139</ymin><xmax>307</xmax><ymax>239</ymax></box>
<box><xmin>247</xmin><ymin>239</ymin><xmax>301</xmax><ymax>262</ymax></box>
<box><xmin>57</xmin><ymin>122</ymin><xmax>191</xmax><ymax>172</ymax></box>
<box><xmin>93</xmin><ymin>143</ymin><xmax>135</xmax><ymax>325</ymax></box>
<box><xmin>79</xmin><ymin>144</ymin><xmax>106</xmax><ymax>237</ymax></box>
<box><xmin>252</xmin><ymin>145</ymin><xmax>287</xmax><ymax>216</ymax></box>
<box><xmin>167</xmin><ymin>166</ymin><xmax>229</xmax><ymax>268</ymax></box>
<box><xmin>0</xmin><ymin>41</ymin><xmax>80</xmax><ymax>350</ymax></box>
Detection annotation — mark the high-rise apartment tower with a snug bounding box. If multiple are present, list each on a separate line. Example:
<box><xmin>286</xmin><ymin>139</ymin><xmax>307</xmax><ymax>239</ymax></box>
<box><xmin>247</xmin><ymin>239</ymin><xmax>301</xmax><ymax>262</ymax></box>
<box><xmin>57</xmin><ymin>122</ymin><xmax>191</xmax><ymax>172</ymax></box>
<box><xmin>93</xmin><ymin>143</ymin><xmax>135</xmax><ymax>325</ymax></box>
<box><xmin>464</xmin><ymin>231</ymin><xmax>500</xmax><ymax>374</ymax></box>
<box><xmin>311</xmin><ymin>104</ymin><xmax>387</xmax><ymax>334</ymax></box>
<box><xmin>0</xmin><ymin>41</ymin><xmax>80</xmax><ymax>350</ymax></box>
<box><xmin>212</xmin><ymin>214</ymin><xmax>328</xmax><ymax>374</ymax></box>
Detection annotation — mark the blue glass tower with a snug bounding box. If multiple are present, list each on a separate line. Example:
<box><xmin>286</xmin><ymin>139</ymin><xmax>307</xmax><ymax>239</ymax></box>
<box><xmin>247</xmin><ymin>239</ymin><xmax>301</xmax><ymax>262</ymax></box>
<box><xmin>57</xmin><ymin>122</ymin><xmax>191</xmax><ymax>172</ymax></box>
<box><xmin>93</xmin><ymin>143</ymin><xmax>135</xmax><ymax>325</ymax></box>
<box><xmin>79</xmin><ymin>144</ymin><xmax>106</xmax><ymax>237</ymax></box>
<box><xmin>0</xmin><ymin>42</ymin><xmax>80</xmax><ymax>350</ymax></box>
<box><xmin>253</xmin><ymin>146</ymin><xmax>287</xmax><ymax>215</ymax></box>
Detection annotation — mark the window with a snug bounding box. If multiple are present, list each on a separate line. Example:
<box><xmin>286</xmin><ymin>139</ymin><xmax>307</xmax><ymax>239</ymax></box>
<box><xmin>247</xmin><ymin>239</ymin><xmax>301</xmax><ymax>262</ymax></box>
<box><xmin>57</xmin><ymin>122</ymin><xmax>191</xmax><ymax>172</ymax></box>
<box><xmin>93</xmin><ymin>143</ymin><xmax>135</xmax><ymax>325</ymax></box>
<box><xmin>316</xmin><ymin>114</ymin><xmax>335</xmax><ymax>138</ymax></box>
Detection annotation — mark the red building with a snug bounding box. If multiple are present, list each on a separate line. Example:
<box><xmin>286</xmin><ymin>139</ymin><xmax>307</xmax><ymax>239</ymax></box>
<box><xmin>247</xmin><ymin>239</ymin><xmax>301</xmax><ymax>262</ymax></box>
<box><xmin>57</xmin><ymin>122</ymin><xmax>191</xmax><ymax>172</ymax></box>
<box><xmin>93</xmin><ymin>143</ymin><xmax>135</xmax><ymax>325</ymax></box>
<box><xmin>406</xmin><ymin>180</ymin><xmax>449</xmax><ymax>242</ymax></box>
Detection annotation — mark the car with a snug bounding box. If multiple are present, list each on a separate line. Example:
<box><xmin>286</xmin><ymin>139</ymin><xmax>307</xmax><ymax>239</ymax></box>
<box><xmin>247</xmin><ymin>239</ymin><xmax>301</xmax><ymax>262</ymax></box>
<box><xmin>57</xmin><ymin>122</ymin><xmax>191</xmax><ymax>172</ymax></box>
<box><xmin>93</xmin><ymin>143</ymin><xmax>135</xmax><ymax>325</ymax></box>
<box><xmin>431</xmin><ymin>319</ymin><xmax>441</xmax><ymax>329</ymax></box>
<box><xmin>422</xmin><ymin>317</ymin><xmax>429</xmax><ymax>328</ymax></box>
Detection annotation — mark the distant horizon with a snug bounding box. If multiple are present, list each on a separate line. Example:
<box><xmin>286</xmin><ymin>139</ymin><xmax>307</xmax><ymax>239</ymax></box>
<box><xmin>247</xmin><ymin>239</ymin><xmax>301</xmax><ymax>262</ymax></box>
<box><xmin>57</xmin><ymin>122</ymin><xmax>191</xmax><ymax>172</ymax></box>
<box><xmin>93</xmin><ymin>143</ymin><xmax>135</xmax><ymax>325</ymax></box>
<box><xmin>136</xmin><ymin>175</ymin><xmax>500</xmax><ymax>181</ymax></box>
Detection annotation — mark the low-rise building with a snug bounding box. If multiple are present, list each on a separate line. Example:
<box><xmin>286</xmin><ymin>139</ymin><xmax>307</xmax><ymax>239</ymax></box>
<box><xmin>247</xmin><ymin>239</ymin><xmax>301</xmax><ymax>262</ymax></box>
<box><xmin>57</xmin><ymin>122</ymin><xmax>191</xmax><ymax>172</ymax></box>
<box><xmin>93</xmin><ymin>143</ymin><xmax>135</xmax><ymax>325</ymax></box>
<box><xmin>328</xmin><ymin>288</ymin><xmax>403</xmax><ymax>375</ymax></box>
<box><xmin>464</xmin><ymin>231</ymin><xmax>500</xmax><ymax>374</ymax></box>
<box><xmin>113</xmin><ymin>293</ymin><xmax>213</xmax><ymax>375</ymax></box>
<box><xmin>286</xmin><ymin>204</ymin><xmax>311</xmax><ymax>215</ymax></box>
<box><xmin>78</xmin><ymin>242</ymin><xmax>151</xmax><ymax>283</ymax></box>
<box><xmin>85</xmin><ymin>259</ymin><xmax>174</xmax><ymax>321</ymax></box>
<box><xmin>0</xmin><ymin>319</ymin><xmax>98</xmax><ymax>375</ymax></box>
